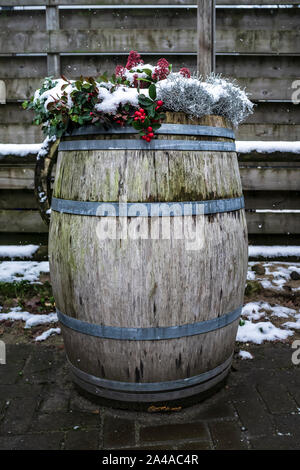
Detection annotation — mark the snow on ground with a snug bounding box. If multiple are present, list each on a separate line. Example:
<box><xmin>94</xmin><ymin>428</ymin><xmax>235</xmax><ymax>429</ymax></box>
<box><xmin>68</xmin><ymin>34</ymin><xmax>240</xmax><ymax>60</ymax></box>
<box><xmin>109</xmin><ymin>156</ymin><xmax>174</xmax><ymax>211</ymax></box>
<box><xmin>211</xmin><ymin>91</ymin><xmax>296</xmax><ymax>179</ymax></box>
<box><xmin>247</xmin><ymin>261</ymin><xmax>300</xmax><ymax>292</ymax></box>
<box><xmin>0</xmin><ymin>261</ymin><xmax>49</xmax><ymax>283</ymax></box>
<box><xmin>0</xmin><ymin>307</ymin><xmax>59</xmax><ymax>341</ymax></box>
<box><xmin>238</xmin><ymin>350</ymin><xmax>253</xmax><ymax>360</ymax></box>
<box><xmin>0</xmin><ymin>245</ymin><xmax>39</xmax><ymax>259</ymax></box>
<box><xmin>35</xmin><ymin>328</ymin><xmax>61</xmax><ymax>342</ymax></box>
<box><xmin>283</xmin><ymin>314</ymin><xmax>300</xmax><ymax>331</ymax></box>
<box><xmin>0</xmin><ymin>307</ymin><xmax>57</xmax><ymax>329</ymax></box>
<box><xmin>237</xmin><ymin>319</ymin><xmax>294</xmax><ymax>344</ymax></box>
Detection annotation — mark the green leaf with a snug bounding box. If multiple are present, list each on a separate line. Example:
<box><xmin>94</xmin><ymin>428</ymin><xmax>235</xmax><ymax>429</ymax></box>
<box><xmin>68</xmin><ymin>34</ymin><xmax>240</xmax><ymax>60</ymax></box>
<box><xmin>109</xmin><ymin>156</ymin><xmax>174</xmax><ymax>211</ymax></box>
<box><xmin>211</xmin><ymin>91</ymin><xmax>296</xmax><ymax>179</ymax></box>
<box><xmin>149</xmin><ymin>84</ymin><xmax>157</xmax><ymax>100</ymax></box>
<box><xmin>138</xmin><ymin>95</ymin><xmax>153</xmax><ymax>106</ymax></box>
<box><xmin>132</xmin><ymin>121</ymin><xmax>143</xmax><ymax>131</ymax></box>
<box><xmin>137</xmin><ymin>78</ymin><xmax>151</xmax><ymax>84</ymax></box>
<box><xmin>143</xmin><ymin>69</ymin><xmax>153</xmax><ymax>77</ymax></box>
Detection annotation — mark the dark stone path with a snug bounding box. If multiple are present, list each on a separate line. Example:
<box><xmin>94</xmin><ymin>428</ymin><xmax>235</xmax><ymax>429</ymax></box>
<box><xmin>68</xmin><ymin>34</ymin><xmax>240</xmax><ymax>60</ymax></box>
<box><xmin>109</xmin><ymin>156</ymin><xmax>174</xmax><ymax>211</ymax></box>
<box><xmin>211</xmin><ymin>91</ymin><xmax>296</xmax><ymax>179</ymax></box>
<box><xmin>0</xmin><ymin>342</ymin><xmax>299</xmax><ymax>450</ymax></box>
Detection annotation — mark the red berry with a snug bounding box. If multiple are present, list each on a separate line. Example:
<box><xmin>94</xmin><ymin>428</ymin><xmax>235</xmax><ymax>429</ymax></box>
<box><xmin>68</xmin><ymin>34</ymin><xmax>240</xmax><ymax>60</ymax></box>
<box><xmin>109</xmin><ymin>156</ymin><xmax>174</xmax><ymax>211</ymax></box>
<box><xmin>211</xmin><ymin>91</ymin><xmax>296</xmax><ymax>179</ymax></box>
<box><xmin>142</xmin><ymin>135</ymin><xmax>147</xmax><ymax>140</ymax></box>
<box><xmin>148</xmin><ymin>132</ymin><xmax>154</xmax><ymax>138</ymax></box>
<box><xmin>90</xmin><ymin>112</ymin><xmax>93</xmax><ymax>116</ymax></box>
<box><xmin>157</xmin><ymin>100</ymin><xmax>163</xmax><ymax>106</ymax></box>
<box><xmin>139</xmin><ymin>108</ymin><xmax>144</xmax><ymax>113</ymax></box>
<box><xmin>147</xmin><ymin>126</ymin><xmax>153</xmax><ymax>132</ymax></box>
<box><xmin>146</xmin><ymin>137</ymin><xmax>151</xmax><ymax>142</ymax></box>
<box><xmin>134</xmin><ymin>117</ymin><xmax>139</xmax><ymax>121</ymax></box>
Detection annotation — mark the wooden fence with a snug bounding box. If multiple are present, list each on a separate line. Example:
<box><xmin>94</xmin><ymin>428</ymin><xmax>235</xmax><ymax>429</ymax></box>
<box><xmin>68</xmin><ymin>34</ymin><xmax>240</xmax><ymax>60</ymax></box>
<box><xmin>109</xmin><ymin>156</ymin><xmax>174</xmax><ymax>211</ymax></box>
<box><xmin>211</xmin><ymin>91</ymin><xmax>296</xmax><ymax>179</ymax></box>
<box><xmin>0</xmin><ymin>1</ymin><xmax>299</xmax><ymax>244</ymax></box>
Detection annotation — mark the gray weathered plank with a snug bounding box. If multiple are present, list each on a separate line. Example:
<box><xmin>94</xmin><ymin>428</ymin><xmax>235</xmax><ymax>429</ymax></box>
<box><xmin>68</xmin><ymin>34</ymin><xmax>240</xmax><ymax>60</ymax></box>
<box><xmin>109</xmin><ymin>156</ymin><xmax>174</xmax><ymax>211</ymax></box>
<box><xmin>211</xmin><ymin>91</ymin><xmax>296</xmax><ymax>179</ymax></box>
<box><xmin>4</xmin><ymin>76</ymin><xmax>297</xmax><ymax>101</ymax></box>
<box><xmin>1</xmin><ymin>28</ymin><xmax>299</xmax><ymax>54</ymax></box>
<box><xmin>1</xmin><ymin>207</ymin><xmax>299</xmax><ymax>235</ymax></box>
<box><xmin>0</xmin><ymin>210</ymin><xmax>48</xmax><ymax>233</ymax></box>
<box><xmin>240</xmin><ymin>167</ymin><xmax>300</xmax><ymax>191</ymax></box>
<box><xmin>1</xmin><ymin>163</ymin><xmax>299</xmax><ymax>192</ymax></box>
<box><xmin>246</xmin><ymin>211</ymin><xmax>300</xmax><ymax>235</ymax></box>
<box><xmin>0</xmin><ymin>0</ymin><xmax>298</xmax><ymax>5</ymax></box>
<box><xmin>197</xmin><ymin>0</ymin><xmax>215</xmax><ymax>75</ymax></box>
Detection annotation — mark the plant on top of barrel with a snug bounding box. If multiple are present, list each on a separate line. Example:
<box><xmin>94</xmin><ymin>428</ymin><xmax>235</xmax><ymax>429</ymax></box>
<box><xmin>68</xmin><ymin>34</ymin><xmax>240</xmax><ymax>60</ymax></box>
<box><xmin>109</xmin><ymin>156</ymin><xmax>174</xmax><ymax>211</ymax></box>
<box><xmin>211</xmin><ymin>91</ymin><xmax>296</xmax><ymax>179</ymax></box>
<box><xmin>23</xmin><ymin>50</ymin><xmax>253</xmax><ymax>142</ymax></box>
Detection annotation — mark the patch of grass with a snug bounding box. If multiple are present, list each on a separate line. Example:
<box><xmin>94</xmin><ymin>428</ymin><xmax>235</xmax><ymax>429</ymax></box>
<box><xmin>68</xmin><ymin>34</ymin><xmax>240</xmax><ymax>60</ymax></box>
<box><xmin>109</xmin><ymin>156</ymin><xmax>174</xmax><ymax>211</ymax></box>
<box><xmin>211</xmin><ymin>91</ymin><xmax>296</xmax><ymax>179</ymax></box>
<box><xmin>245</xmin><ymin>280</ymin><xmax>262</xmax><ymax>297</ymax></box>
<box><xmin>0</xmin><ymin>280</ymin><xmax>55</xmax><ymax>313</ymax></box>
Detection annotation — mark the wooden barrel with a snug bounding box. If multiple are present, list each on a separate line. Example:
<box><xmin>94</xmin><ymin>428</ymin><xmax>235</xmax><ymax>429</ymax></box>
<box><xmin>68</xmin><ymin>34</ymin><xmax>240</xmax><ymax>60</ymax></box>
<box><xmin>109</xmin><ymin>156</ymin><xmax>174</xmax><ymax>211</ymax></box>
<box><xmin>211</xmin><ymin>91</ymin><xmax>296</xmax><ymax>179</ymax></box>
<box><xmin>49</xmin><ymin>112</ymin><xmax>248</xmax><ymax>402</ymax></box>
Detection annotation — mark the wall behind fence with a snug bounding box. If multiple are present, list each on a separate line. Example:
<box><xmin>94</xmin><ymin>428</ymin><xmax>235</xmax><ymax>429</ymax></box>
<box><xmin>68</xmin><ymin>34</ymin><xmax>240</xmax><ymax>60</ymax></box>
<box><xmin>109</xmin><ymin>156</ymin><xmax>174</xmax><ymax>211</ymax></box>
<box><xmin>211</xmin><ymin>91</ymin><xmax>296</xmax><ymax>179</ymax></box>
<box><xmin>0</xmin><ymin>1</ymin><xmax>299</xmax><ymax>244</ymax></box>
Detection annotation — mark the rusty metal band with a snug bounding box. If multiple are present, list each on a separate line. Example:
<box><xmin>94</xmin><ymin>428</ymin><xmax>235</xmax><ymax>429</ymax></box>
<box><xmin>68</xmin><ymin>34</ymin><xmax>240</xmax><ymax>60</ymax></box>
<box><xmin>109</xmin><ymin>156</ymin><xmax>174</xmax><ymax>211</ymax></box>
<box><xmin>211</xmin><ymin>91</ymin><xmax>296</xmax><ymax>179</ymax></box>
<box><xmin>57</xmin><ymin>306</ymin><xmax>241</xmax><ymax>341</ymax></box>
<box><xmin>58</xmin><ymin>139</ymin><xmax>236</xmax><ymax>152</ymax></box>
<box><xmin>67</xmin><ymin>354</ymin><xmax>233</xmax><ymax>394</ymax></box>
<box><xmin>51</xmin><ymin>196</ymin><xmax>244</xmax><ymax>217</ymax></box>
<box><xmin>65</xmin><ymin>124</ymin><xmax>235</xmax><ymax>140</ymax></box>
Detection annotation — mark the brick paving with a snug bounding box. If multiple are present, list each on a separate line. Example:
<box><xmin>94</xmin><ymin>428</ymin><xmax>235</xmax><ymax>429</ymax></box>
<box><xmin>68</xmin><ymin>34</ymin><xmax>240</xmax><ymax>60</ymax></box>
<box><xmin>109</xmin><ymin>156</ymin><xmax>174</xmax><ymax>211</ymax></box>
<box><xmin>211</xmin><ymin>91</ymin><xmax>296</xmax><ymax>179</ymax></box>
<box><xmin>0</xmin><ymin>342</ymin><xmax>299</xmax><ymax>450</ymax></box>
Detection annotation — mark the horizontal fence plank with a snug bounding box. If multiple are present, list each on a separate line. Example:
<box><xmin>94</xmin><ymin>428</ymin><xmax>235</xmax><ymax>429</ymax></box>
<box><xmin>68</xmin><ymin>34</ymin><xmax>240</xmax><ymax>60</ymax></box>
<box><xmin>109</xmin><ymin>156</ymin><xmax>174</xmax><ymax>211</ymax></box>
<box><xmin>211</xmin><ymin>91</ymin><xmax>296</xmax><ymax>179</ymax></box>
<box><xmin>2</xmin><ymin>102</ymin><xmax>298</xmax><ymax>126</ymax></box>
<box><xmin>244</xmin><ymin>191</ymin><xmax>300</xmax><ymax>210</ymax></box>
<box><xmin>3</xmin><ymin>77</ymin><xmax>297</xmax><ymax>102</ymax></box>
<box><xmin>238</xmin><ymin>152</ymin><xmax>300</xmax><ymax>163</ymax></box>
<box><xmin>240</xmin><ymin>167</ymin><xmax>300</xmax><ymax>191</ymax></box>
<box><xmin>0</xmin><ymin>190</ymin><xmax>37</xmax><ymax>210</ymax></box>
<box><xmin>0</xmin><ymin>167</ymin><xmax>35</xmax><ymax>190</ymax></box>
<box><xmin>246</xmin><ymin>211</ymin><xmax>300</xmax><ymax>235</ymax></box>
<box><xmin>0</xmin><ymin>125</ymin><xmax>44</xmax><ymax>145</ymax></box>
<box><xmin>1</xmin><ymin>54</ymin><xmax>299</xmax><ymax>81</ymax></box>
<box><xmin>55</xmin><ymin>7</ymin><xmax>299</xmax><ymax>30</ymax></box>
<box><xmin>0</xmin><ymin>210</ymin><xmax>47</xmax><ymax>233</ymax></box>
<box><xmin>0</xmin><ymin>1</ymin><xmax>299</xmax><ymax>5</ymax></box>
<box><xmin>1</xmin><ymin>123</ymin><xmax>300</xmax><ymax>144</ymax></box>
<box><xmin>236</xmin><ymin>125</ymin><xmax>300</xmax><ymax>142</ymax></box>
<box><xmin>0</xmin><ymin>209</ymin><xmax>299</xmax><ymax>235</ymax></box>
<box><xmin>2</xmin><ymin>151</ymin><xmax>300</xmax><ymax>166</ymax></box>
<box><xmin>1</xmin><ymin>189</ymin><xmax>300</xmax><ymax>211</ymax></box>
<box><xmin>1</xmin><ymin>164</ymin><xmax>300</xmax><ymax>192</ymax></box>
<box><xmin>0</xmin><ymin>27</ymin><xmax>299</xmax><ymax>54</ymax></box>
<box><xmin>1</xmin><ymin>100</ymin><xmax>300</xmax><ymax>143</ymax></box>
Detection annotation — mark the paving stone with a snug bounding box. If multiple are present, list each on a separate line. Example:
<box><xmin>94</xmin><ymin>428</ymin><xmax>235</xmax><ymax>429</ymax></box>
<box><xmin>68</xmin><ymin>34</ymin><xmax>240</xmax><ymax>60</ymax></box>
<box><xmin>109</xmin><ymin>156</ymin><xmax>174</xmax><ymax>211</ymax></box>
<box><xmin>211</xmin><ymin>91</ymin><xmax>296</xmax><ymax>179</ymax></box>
<box><xmin>175</xmin><ymin>441</ymin><xmax>212</xmax><ymax>450</ymax></box>
<box><xmin>30</xmin><ymin>410</ymin><xmax>100</xmax><ymax>432</ymax></box>
<box><xmin>276</xmin><ymin>370</ymin><xmax>300</xmax><ymax>407</ymax></box>
<box><xmin>65</xmin><ymin>429</ymin><xmax>100</xmax><ymax>450</ymax></box>
<box><xmin>135</xmin><ymin>444</ymin><xmax>178</xmax><ymax>450</ymax></box>
<box><xmin>22</xmin><ymin>348</ymin><xmax>60</xmax><ymax>384</ymax></box>
<box><xmin>140</xmin><ymin>422</ymin><xmax>209</xmax><ymax>444</ymax></box>
<box><xmin>273</xmin><ymin>414</ymin><xmax>300</xmax><ymax>439</ymax></box>
<box><xmin>234</xmin><ymin>397</ymin><xmax>275</xmax><ymax>436</ymax></box>
<box><xmin>209</xmin><ymin>421</ymin><xmax>248</xmax><ymax>450</ymax></box>
<box><xmin>0</xmin><ymin>384</ymin><xmax>42</xmax><ymax>400</ymax></box>
<box><xmin>69</xmin><ymin>391</ymin><xmax>100</xmax><ymax>413</ymax></box>
<box><xmin>191</xmin><ymin>401</ymin><xmax>236</xmax><ymax>421</ymax></box>
<box><xmin>0</xmin><ymin>350</ymin><xmax>29</xmax><ymax>385</ymax></box>
<box><xmin>0</xmin><ymin>397</ymin><xmax>39</xmax><ymax>435</ymax></box>
<box><xmin>0</xmin><ymin>433</ymin><xmax>64</xmax><ymax>450</ymax></box>
<box><xmin>256</xmin><ymin>381</ymin><xmax>297</xmax><ymax>415</ymax></box>
<box><xmin>250</xmin><ymin>435</ymin><xmax>300</xmax><ymax>450</ymax></box>
<box><xmin>103</xmin><ymin>416</ymin><xmax>136</xmax><ymax>449</ymax></box>
<box><xmin>40</xmin><ymin>390</ymin><xmax>70</xmax><ymax>413</ymax></box>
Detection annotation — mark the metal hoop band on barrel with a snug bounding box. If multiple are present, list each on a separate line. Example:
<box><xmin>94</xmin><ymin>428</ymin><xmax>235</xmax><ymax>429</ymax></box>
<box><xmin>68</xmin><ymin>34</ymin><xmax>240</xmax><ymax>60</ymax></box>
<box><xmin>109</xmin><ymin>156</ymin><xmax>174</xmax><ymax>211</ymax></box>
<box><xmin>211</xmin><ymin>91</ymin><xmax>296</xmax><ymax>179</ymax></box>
<box><xmin>68</xmin><ymin>355</ymin><xmax>232</xmax><ymax>401</ymax></box>
<box><xmin>51</xmin><ymin>196</ymin><xmax>244</xmax><ymax>217</ymax></box>
<box><xmin>57</xmin><ymin>306</ymin><xmax>241</xmax><ymax>341</ymax></box>
<box><xmin>67</xmin><ymin>354</ymin><xmax>232</xmax><ymax>393</ymax></box>
<box><xmin>65</xmin><ymin>123</ymin><xmax>235</xmax><ymax>140</ymax></box>
<box><xmin>59</xmin><ymin>139</ymin><xmax>236</xmax><ymax>152</ymax></box>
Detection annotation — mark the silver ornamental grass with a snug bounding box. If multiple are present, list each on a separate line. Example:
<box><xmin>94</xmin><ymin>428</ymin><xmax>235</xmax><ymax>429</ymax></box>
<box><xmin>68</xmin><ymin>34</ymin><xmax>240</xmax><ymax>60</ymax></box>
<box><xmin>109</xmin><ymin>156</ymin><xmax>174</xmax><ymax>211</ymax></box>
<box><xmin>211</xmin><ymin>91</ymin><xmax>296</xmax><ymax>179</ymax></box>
<box><xmin>156</xmin><ymin>73</ymin><xmax>254</xmax><ymax>126</ymax></box>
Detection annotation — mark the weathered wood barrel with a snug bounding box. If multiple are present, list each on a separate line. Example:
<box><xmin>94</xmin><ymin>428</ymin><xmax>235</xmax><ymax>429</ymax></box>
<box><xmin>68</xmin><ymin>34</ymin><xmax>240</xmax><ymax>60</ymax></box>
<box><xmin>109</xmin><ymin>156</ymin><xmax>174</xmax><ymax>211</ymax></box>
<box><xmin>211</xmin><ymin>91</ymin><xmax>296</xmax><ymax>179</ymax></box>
<box><xmin>49</xmin><ymin>112</ymin><xmax>248</xmax><ymax>402</ymax></box>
